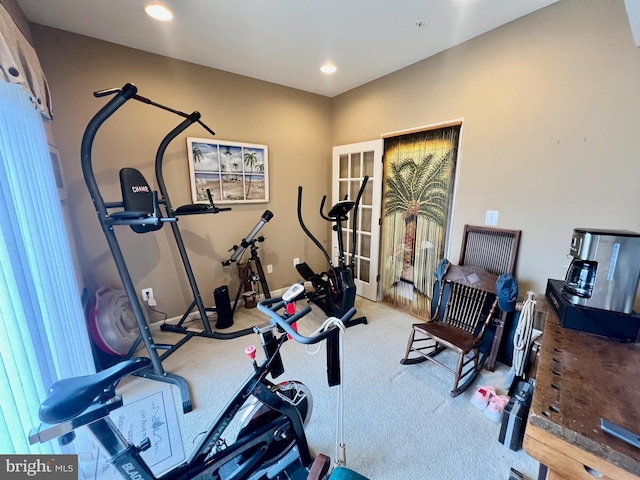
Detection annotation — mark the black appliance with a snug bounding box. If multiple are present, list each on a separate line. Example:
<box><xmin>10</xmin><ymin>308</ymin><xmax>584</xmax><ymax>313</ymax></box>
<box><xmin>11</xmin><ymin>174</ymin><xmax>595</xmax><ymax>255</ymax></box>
<box><xmin>546</xmin><ymin>279</ymin><xmax>640</xmax><ymax>342</ymax></box>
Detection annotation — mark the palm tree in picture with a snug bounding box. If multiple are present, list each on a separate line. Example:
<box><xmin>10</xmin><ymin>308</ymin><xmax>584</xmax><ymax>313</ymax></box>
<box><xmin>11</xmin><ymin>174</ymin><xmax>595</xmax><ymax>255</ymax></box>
<box><xmin>254</xmin><ymin>162</ymin><xmax>265</xmax><ymax>199</ymax></box>
<box><xmin>384</xmin><ymin>150</ymin><xmax>451</xmax><ymax>283</ymax></box>
<box><xmin>192</xmin><ymin>146</ymin><xmax>204</xmax><ymax>164</ymax></box>
<box><xmin>244</xmin><ymin>151</ymin><xmax>258</xmax><ymax>197</ymax></box>
<box><xmin>231</xmin><ymin>161</ymin><xmax>240</xmax><ymax>183</ymax></box>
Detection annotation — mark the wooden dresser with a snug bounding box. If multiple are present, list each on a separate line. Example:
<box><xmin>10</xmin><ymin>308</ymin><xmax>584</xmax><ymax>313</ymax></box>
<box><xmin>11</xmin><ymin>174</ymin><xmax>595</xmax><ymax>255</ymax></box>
<box><xmin>523</xmin><ymin>305</ymin><xmax>640</xmax><ymax>479</ymax></box>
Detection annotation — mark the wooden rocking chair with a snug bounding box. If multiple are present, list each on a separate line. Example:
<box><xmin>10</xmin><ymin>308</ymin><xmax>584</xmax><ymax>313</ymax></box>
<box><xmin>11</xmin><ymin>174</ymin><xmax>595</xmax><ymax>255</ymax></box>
<box><xmin>400</xmin><ymin>264</ymin><xmax>500</xmax><ymax>397</ymax></box>
<box><xmin>458</xmin><ymin>225</ymin><xmax>521</xmax><ymax>371</ymax></box>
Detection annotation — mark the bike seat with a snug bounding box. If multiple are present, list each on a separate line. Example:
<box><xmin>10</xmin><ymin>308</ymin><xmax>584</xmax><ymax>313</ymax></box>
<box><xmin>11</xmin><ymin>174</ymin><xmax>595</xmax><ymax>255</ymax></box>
<box><xmin>39</xmin><ymin>357</ymin><xmax>151</xmax><ymax>425</ymax></box>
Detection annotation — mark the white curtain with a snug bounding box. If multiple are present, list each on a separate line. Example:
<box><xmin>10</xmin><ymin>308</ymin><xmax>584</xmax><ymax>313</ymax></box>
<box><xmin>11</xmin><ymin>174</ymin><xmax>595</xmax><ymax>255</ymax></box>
<box><xmin>0</xmin><ymin>81</ymin><xmax>94</xmax><ymax>454</ymax></box>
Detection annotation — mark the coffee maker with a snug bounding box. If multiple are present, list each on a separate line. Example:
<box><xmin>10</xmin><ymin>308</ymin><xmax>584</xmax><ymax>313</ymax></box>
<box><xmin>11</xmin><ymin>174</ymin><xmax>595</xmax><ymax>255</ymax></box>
<box><xmin>563</xmin><ymin>228</ymin><xmax>640</xmax><ymax>314</ymax></box>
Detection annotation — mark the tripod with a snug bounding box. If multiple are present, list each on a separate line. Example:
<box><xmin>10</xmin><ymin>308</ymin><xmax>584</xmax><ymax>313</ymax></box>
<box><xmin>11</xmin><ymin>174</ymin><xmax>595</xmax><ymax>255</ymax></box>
<box><xmin>223</xmin><ymin>210</ymin><xmax>273</xmax><ymax>313</ymax></box>
<box><xmin>232</xmin><ymin>236</ymin><xmax>271</xmax><ymax>312</ymax></box>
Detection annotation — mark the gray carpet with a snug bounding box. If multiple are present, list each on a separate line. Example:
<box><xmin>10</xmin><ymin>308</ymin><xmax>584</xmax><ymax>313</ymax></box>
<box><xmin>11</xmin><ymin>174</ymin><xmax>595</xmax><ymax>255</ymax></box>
<box><xmin>117</xmin><ymin>296</ymin><xmax>540</xmax><ymax>480</ymax></box>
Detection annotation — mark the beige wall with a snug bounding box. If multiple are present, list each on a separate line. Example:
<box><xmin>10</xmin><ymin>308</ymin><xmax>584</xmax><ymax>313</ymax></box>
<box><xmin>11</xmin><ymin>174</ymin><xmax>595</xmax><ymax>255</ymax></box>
<box><xmin>332</xmin><ymin>0</ymin><xmax>640</xmax><ymax>295</ymax></box>
<box><xmin>30</xmin><ymin>25</ymin><xmax>332</xmax><ymax>318</ymax></box>
<box><xmin>28</xmin><ymin>0</ymin><xmax>640</xmax><ymax>315</ymax></box>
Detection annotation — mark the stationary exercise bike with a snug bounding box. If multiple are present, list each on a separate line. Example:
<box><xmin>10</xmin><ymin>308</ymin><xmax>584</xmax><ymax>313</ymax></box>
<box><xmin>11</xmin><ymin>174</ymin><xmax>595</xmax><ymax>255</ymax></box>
<box><xmin>296</xmin><ymin>177</ymin><xmax>369</xmax><ymax>328</ymax></box>
<box><xmin>29</xmin><ymin>285</ymin><xmax>355</xmax><ymax>480</ymax></box>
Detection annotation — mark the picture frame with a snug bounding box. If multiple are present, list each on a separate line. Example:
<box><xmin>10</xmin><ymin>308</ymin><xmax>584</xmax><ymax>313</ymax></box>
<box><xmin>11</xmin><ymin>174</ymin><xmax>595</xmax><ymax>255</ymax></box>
<box><xmin>186</xmin><ymin>137</ymin><xmax>269</xmax><ymax>204</ymax></box>
<box><xmin>49</xmin><ymin>144</ymin><xmax>67</xmax><ymax>201</ymax></box>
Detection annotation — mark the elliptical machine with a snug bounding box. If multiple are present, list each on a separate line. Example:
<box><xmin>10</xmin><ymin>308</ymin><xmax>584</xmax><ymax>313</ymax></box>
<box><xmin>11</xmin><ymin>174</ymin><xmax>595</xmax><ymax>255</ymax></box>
<box><xmin>296</xmin><ymin>177</ymin><xmax>369</xmax><ymax>328</ymax></box>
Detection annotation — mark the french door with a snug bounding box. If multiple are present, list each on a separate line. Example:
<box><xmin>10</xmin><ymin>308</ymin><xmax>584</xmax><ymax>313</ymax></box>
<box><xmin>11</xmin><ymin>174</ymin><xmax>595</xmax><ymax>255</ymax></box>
<box><xmin>332</xmin><ymin>140</ymin><xmax>383</xmax><ymax>301</ymax></box>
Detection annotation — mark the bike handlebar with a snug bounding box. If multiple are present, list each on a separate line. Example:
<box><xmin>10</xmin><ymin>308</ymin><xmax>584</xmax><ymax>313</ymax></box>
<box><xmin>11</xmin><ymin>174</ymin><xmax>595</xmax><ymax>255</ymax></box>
<box><xmin>257</xmin><ymin>296</ymin><xmax>355</xmax><ymax>345</ymax></box>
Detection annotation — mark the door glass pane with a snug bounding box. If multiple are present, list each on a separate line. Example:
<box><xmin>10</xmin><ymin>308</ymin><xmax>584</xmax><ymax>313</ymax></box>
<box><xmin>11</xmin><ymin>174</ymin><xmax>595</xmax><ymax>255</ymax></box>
<box><xmin>361</xmin><ymin>207</ymin><xmax>372</xmax><ymax>233</ymax></box>
<box><xmin>350</xmin><ymin>180</ymin><xmax>360</xmax><ymax>202</ymax></box>
<box><xmin>340</xmin><ymin>154</ymin><xmax>349</xmax><ymax>178</ymax></box>
<box><xmin>339</xmin><ymin>180</ymin><xmax>348</xmax><ymax>200</ymax></box>
<box><xmin>344</xmin><ymin>230</ymin><xmax>351</xmax><ymax>256</ymax></box>
<box><xmin>359</xmin><ymin>259</ymin><xmax>370</xmax><ymax>282</ymax></box>
<box><xmin>363</xmin><ymin>151</ymin><xmax>374</xmax><ymax>177</ymax></box>
<box><xmin>362</xmin><ymin>181</ymin><xmax>373</xmax><ymax>207</ymax></box>
<box><xmin>350</xmin><ymin>153</ymin><xmax>361</xmax><ymax>177</ymax></box>
<box><xmin>360</xmin><ymin>233</ymin><xmax>371</xmax><ymax>257</ymax></box>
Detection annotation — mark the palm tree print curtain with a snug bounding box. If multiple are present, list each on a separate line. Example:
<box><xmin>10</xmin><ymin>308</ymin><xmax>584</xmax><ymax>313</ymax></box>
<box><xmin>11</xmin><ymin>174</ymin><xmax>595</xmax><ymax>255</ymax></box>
<box><xmin>380</xmin><ymin>125</ymin><xmax>460</xmax><ymax>318</ymax></box>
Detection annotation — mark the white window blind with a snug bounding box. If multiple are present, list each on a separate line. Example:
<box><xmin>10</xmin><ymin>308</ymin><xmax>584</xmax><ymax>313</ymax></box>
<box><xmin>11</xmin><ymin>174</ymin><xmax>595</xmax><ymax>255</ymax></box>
<box><xmin>0</xmin><ymin>81</ymin><xmax>94</xmax><ymax>454</ymax></box>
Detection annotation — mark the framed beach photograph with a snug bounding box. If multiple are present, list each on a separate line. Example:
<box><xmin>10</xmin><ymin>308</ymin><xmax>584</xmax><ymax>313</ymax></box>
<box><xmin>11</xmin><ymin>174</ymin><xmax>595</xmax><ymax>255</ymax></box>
<box><xmin>49</xmin><ymin>144</ymin><xmax>67</xmax><ymax>201</ymax></box>
<box><xmin>186</xmin><ymin>138</ymin><xmax>269</xmax><ymax>204</ymax></box>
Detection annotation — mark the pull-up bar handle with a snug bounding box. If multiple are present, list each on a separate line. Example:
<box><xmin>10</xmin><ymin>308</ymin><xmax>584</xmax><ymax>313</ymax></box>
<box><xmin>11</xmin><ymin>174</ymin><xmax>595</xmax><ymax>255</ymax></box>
<box><xmin>93</xmin><ymin>84</ymin><xmax>215</xmax><ymax>136</ymax></box>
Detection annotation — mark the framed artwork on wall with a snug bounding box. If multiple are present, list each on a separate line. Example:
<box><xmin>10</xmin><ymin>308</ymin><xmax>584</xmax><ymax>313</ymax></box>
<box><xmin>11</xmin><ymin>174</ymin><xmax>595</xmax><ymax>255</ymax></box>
<box><xmin>48</xmin><ymin>144</ymin><xmax>67</xmax><ymax>201</ymax></box>
<box><xmin>186</xmin><ymin>137</ymin><xmax>269</xmax><ymax>204</ymax></box>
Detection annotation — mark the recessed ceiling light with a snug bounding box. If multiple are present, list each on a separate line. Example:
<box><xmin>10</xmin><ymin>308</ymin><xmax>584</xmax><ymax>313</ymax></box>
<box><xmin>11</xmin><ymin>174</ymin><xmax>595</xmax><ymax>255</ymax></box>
<box><xmin>145</xmin><ymin>3</ymin><xmax>174</xmax><ymax>22</ymax></box>
<box><xmin>320</xmin><ymin>63</ymin><xmax>337</xmax><ymax>74</ymax></box>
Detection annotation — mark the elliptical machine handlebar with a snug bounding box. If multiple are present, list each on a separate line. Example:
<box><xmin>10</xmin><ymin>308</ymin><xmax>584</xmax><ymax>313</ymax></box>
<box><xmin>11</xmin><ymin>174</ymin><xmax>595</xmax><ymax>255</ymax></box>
<box><xmin>319</xmin><ymin>195</ymin><xmax>333</xmax><ymax>222</ymax></box>
<box><xmin>297</xmin><ymin>187</ymin><xmax>332</xmax><ymax>265</ymax></box>
<box><xmin>257</xmin><ymin>285</ymin><xmax>356</xmax><ymax>345</ymax></box>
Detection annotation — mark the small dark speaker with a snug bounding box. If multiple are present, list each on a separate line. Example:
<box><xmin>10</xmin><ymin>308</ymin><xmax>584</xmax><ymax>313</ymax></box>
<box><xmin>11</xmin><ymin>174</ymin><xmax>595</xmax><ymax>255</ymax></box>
<box><xmin>214</xmin><ymin>286</ymin><xmax>233</xmax><ymax>329</ymax></box>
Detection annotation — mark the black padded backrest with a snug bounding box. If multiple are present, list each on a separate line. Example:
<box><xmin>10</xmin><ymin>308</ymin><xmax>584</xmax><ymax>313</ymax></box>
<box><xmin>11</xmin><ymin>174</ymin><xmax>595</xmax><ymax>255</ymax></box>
<box><xmin>119</xmin><ymin>168</ymin><xmax>162</xmax><ymax>233</ymax></box>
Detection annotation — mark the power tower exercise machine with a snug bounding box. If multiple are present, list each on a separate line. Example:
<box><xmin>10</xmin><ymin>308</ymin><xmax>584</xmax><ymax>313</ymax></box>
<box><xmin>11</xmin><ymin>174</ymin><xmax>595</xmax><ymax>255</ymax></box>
<box><xmin>296</xmin><ymin>176</ymin><xmax>369</xmax><ymax>328</ymax></box>
<box><xmin>82</xmin><ymin>83</ymin><xmax>267</xmax><ymax>412</ymax></box>
<box><xmin>82</xmin><ymin>83</ymin><xmax>197</xmax><ymax>411</ymax></box>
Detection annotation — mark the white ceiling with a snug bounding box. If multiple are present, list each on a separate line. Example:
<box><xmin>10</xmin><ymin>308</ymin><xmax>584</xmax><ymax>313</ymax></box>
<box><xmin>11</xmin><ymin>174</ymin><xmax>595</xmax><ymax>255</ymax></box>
<box><xmin>16</xmin><ymin>0</ymin><xmax>561</xmax><ymax>97</ymax></box>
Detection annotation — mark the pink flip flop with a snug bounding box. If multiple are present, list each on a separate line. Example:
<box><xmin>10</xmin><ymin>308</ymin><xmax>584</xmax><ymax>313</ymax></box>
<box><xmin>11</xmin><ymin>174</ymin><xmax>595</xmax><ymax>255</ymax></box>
<box><xmin>470</xmin><ymin>385</ymin><xmax>496</xmax><ymax>410</ymax></box>
<box><xmin>484</xmin><ymin>394</ymin><xmax>509</xmax><ymax>422</ymax></box>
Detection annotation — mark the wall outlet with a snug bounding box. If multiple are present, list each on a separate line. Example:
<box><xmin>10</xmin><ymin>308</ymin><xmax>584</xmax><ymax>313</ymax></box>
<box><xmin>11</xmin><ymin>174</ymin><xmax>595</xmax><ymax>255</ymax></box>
<box><xmin>141</xmin><ymin>288</ymin><xmax>156</xmax><ymax>306</ymax></box>
<box><xmin>293</xmin><ymin>258</ymin><xmax>300</xmax><ymax>267</ymax></box>
<box><xmin>267</xmin><ymin>264</ymin><xmax>273</xmax><ymax>273</ymax></box>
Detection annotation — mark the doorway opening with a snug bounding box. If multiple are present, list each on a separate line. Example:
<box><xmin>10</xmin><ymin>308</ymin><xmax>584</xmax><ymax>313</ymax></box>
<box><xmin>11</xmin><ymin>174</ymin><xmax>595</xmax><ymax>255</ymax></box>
<box><xmin>379</xmin><ymin>123</ymin><xmax>461</xmax><ymax>318</ymax></box>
